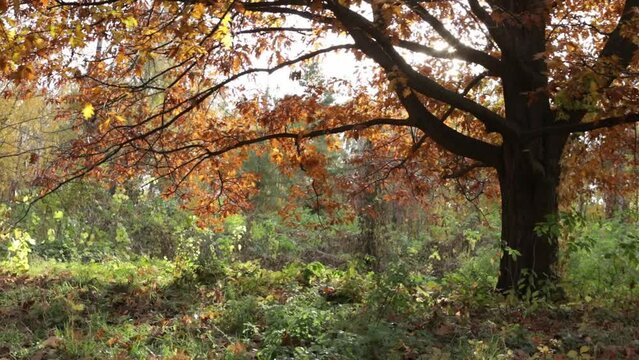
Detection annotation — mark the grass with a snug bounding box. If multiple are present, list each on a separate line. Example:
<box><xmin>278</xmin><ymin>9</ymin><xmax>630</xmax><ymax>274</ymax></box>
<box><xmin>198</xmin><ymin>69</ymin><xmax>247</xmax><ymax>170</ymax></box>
<box><xmin>0</xmin><ymin>257</ymin><xmax>638</xmax><ymax>359</ymax></box>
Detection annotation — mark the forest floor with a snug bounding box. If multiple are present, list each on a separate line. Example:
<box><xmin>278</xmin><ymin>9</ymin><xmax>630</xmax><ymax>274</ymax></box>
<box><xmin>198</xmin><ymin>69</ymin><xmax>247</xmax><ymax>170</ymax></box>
<box><xmin>0</xmin><ymin>259</ymin><xmax>638</xmax><ymax>360</ymax></box>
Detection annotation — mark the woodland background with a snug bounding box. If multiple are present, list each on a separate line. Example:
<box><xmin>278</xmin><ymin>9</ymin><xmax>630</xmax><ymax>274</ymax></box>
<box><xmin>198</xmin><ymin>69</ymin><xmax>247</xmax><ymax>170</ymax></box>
<box><xmin>1</xmin><ymin>0</ymin><xmax>639</xmax><ymax>359</ymax></box>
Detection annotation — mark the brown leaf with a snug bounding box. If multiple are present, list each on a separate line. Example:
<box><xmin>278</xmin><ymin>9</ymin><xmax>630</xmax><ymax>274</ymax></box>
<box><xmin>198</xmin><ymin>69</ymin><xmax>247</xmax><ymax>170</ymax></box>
<box><xmin>226</xmin><ymin>342</ymin><xmax>246</xmax><ymax>355</ymax></box>
<box><xmin>41</xmin><ymin>336</ymin><xmax>61</xmax><ymax>349</ymax></box>
<box><xmin>29</xmin><ymin>350</ymin><xmax>46</xmax><ymax>360</ymax></box>
<box><xmin>94</xmin><ymin>327</ymin><xmax>105</xmax><ymax>340</ymax></box>
<box><xmin>434</xmin><ymin>323</ymin><xmax>454</xmax><ymax>337</ymax></box>
<box><xmin>168</xmin><ymin>353</ymin><xmax>190</xmax><ymax>360</ymax></box>
<box><xmin>106</xmin><ymin>337</ymin><xmax>119</xmax><ymax>347</ymax></box>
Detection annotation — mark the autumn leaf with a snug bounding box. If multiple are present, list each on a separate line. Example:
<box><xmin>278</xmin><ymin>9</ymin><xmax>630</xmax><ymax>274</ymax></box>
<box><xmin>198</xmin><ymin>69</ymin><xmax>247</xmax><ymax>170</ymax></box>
<box><xmin>213</xmin><ymin>13</ymin><xmax>233</xmax><ymax>49</ymax></box>
<box><xmin>106</xmin><ymin>337</ymin><xmax>119</xmax><ymax>346</ymax></box>
<box><xmin>11</xmin><ymin>65</ymin><xmax>35</xmax><ymax>82</ymax></box>
<box><xmin>434</xmin><ymin>323</ymin><xmax>454</xmax><ymax>336</ymax></box>
<box><xmin>226</xmin><ymin>342</ymin><xmax>246</xmax><ymax>354</ymax></box>
<box><xmin>82</xmin><ymin>103</ymin><xmax>95</xmax><ymax>120</ymax></box>
<box><xmin>41</xmin><ymin>336</ymin><xmax>62</xmax><ymax>348</ymax></box>
<box><xmin>98</xmin><ymin>118</ymin><xmax>111</xmax><ymax>132</ymax></box>
<box><xmin>122</xmin><ymin>16</ymin><xmax>138</xmax><ymax>29</ymax></box>
<box><xmin>7</xmin><ymin>0</ymin><xmax>639</xmax><ymax>297</ymax></box>
<box><xmin>192</xmin><ymin>3</ymin><xmax>206</xmax><ymax>19</ymax></box>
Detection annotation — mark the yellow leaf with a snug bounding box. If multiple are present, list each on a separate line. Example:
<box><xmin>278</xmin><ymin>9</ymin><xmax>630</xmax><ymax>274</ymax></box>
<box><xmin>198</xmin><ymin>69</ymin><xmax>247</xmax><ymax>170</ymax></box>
<box><xmin>98</xmin><ymin>118</ymin><xmax>111</xmax><ymax>132</ymax></box>
<box><xmin>122</xmin><ymin>16</ymin><xmax>138</xmax><ymax>29</ymax></box>
<box><xmin>192</xmin><ymin>3</ymin><xmax>206</xmax><ymax>19</ymax></box>
<box><xmin>211</xmin><ymin>13</ymin><xmax>233</xmax><ymax>49</ymax></box>
<box><xmin>220</xmin><ymin>13</ymin><xmax>231</xmax><ymax>27</ymax></box>
<box><xmin>82</xmin><ymin>103</ymin><xmax>95</xmax><ymax>120</ymax></box>
<box><xmin>220</xmin><ymin>33</ymin><xmax>233</xmax><ymax>49</ymax></box>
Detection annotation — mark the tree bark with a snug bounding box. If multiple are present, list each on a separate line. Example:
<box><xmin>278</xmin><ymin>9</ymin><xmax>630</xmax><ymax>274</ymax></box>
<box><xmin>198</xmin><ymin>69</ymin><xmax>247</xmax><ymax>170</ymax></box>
<box><xmin>495</xmin><ymin>139</ymin><xmax>563</xmax><ymax>294</ymax></box>
<box><xmin>488</xmin><ymin>1</ymin><xmax>568</xmax><ymax>294</ymax></box>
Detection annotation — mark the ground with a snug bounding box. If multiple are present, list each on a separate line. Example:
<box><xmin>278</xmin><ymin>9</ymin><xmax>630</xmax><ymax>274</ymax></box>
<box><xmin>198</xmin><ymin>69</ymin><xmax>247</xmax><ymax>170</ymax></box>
<box><xmin>0</xmin><ymin>258</ymin><xmax>637</xmax><ymax>359</ymax></box>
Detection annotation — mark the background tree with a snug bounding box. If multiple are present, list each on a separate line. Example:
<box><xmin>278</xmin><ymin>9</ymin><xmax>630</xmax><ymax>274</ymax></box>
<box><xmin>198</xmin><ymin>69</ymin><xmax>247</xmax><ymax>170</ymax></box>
<box><xmin>3</xmin><ymin>0</ymin><xmax>639</xmax><ymax>294</ymax></box>
<box><xmin>0</xmin><ymin>89</ymin><xmax>70</xmax><ymax>203</ymax></box>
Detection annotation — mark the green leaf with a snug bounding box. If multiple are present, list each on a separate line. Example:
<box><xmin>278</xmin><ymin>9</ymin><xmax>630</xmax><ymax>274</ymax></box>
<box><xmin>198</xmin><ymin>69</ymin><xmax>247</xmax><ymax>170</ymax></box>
<box><xmin>53</xmin><ymin>210</ymin><xmax>64</xmax><ymax>220</ymax></box>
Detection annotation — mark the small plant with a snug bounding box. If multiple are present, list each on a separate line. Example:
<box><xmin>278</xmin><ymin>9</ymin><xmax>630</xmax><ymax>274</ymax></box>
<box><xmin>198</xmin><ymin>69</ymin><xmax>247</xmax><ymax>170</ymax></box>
<box><xmin>1</xmin><ymin>228</ymin><xmax>35</xmax><ymax>273</ymax></box>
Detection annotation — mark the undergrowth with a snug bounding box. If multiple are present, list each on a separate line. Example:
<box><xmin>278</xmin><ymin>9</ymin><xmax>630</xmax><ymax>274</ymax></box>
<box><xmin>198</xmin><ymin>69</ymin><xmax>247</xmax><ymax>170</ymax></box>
<box><xmin>0</xmin><ymin>253</ymin><xmax>637</xmax><ymax>359</ymax></box>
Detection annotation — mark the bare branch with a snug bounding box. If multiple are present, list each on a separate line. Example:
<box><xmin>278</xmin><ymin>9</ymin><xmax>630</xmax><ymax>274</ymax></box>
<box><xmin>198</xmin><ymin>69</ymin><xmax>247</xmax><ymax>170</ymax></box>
<box><xmin>403</xmin><ymin>0</ymin><xmax>502</xmax><ymax>72</ymax></box>
<box><xmin>236</xmin><ymin>27</ymin><xmax>314</xmax><ymax>35</ymax></box>
<box><xmin>203</xmin><ymin>118</ymin><xmax>415</xmax><ymax>159</ymax></box>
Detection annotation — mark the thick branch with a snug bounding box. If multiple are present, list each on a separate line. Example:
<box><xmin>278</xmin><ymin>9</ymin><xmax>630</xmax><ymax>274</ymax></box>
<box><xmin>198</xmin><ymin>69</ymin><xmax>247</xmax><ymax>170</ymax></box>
<box><xmin>598</xmin><ymin>0</ymin><xmax>639</xmax><ymax>69</ymax></box>
<box><xmin>466</xmin><ymin>0</ymin><xmax>508</xmax><ymax>49</ymax></box>
<box><xmin>398</xmin><ymin>88</ymin><xmax>501</xmax><ymax>166</ymax></box>
<box><xmin>325</xmin><ymin>1</ymin><xmax>517</xmax><ymax>139</ymax></box>
<box><xmin>568</xmin><ymin>0</ymin><xmax>639</xmax><ymax>125</ymax></box>
<box><xmin>396</xmin><ymin>39</ymin><xmax>478</xmax><ymax>62</ymax></box>
<box><xmin>527</xmin><ymin>113</ymin><xmax>639</xmax><ymax>139</ymax></box>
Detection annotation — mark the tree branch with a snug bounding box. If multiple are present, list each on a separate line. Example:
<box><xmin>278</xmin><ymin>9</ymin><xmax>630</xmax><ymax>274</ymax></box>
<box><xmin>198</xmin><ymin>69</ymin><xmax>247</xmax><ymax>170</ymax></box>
<box><xmin>325</xmin><ymin>0</ymin><xmax>517</xmax><ymax>139</ymax></box>
<box><xmin>442</xmin><ymin>161</ymin><xmax>489</xmax><ymax>179</ymax></box>
<box><xmin>397</xmin><ymin>87</ymin><xmax>501</xmax><ymax>166</ymax></box>
<box><xmin>201</xmin><ymin>118</ymin><xmax>414</xmax><ymax>158</ymax></box>
<box><xmin>568</xmin><ymin>0</ymin><xmax>639</xmax><ymax>125</ymax></box>
<box><xmin>598</xmin><ymin>0</ymin><xmax>639</xmax><ymax>69</ymax></box>
<box><xmin>526</xmin><ymin>113</ymin><xmax>639</xmax><ymax>139</ymax></box>
<box><xmin>396</xmin><ymin>39</ymin><xmax>482</xmax><ymax>62</ymax></box>
<box><xmin>236</xmin><ymin>26</ymin><xmax>314</xmax><ymax>35</ymax></box>
<box><xmin>403</xmin><ymin>0</ymin><xmax>502</xmax><ymax>72</ymax></box>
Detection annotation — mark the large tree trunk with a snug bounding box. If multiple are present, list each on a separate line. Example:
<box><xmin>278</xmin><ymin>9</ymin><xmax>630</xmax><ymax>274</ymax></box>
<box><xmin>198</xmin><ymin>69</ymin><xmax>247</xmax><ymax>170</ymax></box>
<box><xmin>492</xmin><ymin>1</ymin><xmax>568</xmax><ymax>294</ymax></box>
<box><xmin>495</xmin><ymin>140</ymin><xmax>563</xmax><ymax>294</ymax></box>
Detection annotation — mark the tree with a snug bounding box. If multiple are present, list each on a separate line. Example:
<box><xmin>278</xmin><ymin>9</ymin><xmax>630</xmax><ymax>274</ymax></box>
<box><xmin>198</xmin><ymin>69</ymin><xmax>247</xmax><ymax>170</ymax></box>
<box><xmin>0</xmin><ymin>91</ymin><xmax>67</xmax><ymax>203</ymax></box>
<box><xmin>3</xmin><ymin>0</ymin><xmax>639</xmax><ymax>293</ymax></box>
